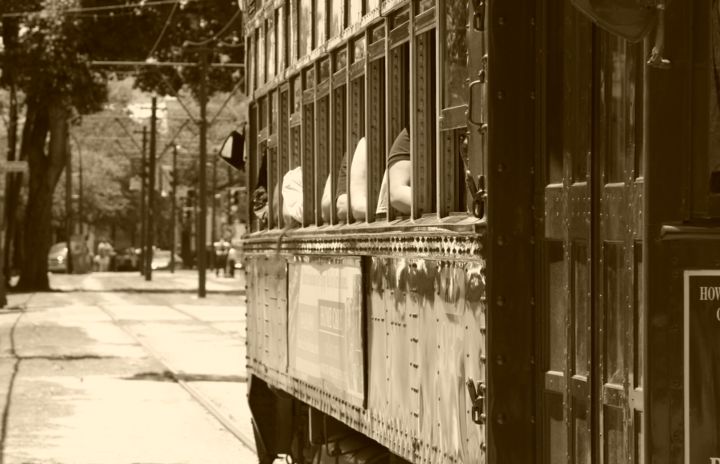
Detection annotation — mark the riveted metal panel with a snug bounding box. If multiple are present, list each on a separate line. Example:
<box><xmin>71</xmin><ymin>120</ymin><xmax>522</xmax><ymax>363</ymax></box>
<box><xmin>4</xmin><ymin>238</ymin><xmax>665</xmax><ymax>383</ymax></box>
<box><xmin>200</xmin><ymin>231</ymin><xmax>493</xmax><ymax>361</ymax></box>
<box><xmin>486</xmin><ymin>0</ymin><xmax>537</xmax><ymax>463</ymax></box>
<box><xmin>245</xmin><ymin>255</ymin><xmax>289</xmax><ymax>374</ymax></box>
<box><xmin>367</xmin><ymin>256</ymin><xmax>487</xmax><ymax>464</ymax></box>
<box><xmin>245</xmin><ymin>238</ymin><xmax>487</xmax><ymax>464</ymax></box>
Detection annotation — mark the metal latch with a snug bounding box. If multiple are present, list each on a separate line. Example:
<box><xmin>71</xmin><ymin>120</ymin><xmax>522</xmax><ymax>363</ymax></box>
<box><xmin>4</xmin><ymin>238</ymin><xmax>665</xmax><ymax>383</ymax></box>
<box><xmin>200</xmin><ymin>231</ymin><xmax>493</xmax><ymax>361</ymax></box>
<box><xmin>466</xmin><ymin>379</ymin><xmax>486</xmax><ymax>425</ymax></box>
<box><xmin>460</xmin><ymin>137</ymin><xmax>486</xmax><ymax>219</ymax></box>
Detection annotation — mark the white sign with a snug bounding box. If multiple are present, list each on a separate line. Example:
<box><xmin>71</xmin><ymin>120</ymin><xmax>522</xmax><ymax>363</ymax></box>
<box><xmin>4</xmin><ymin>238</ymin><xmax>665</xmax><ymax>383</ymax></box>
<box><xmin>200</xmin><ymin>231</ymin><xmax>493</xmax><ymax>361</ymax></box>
<box><xmin>4</xmin><ymin>160</ymin><xmax>28</xmax><ymax>173</ymax></box>
<box><xmin>684</xmin><ymin>270</ymin><xmax>720</xmax><ymax>464</ymax></box>
<box><xmin>128</xmin><ymin>176</ymin><xmax>141</xmax><ymax>192</ymax></box>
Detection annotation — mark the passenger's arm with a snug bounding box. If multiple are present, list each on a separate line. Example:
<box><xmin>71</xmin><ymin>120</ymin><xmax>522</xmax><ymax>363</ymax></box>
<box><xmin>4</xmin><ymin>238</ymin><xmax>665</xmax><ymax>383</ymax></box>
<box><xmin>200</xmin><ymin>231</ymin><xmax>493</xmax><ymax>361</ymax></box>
<box><xmin>388</xmin><ymin>159</ymin><xmax>412</xmax><ymax>215</ymax></box>
<box><xmin>349</xmin><ymin>138</ymin><xmax>368</xmax><ymax>221</ymax></box>
<box><xmin>321</xmin><ymin>175</ymin><xmax>332</xmax><ymax>223</ymax></box>
<box><xmin>282</xmin><ymin>167</ymin><xmax>304</xmax><ymax>226</ymax></box>
<box><xmin>336</xmin><ymin>194</ymin><xmax>348</xmax><ymax>221</ymax></box>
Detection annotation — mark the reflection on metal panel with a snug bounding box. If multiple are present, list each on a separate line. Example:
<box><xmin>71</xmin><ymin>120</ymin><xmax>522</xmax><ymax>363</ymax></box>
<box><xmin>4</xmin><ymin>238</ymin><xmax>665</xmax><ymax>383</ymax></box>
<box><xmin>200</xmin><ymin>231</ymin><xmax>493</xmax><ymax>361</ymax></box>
<box><xmin>246</xmin><ymin>256</ymin><xmax>288</xmax><ymax>374</ymax></box>
<box><xmin>368</xmin><ymin>256</ymin><xmax>486</xmax><ymax>463</ymax></box>
<box><xmin>288</xmin><ymin>256</ymin><xmax>364</xmax><ymax>407</ymax></box>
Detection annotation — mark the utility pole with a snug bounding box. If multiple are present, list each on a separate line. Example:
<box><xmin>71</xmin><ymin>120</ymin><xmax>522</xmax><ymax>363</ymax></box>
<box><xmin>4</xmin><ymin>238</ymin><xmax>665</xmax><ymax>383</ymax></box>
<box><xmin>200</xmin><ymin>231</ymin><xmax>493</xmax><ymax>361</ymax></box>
<box><xmin>211</xmin><ymin>154</ymin><xmax>217</xmax><ymax>244</ymax></box>
<box><xmin>3</xmin><ymin>82</ymin><xmax>18</xmax><ymax>286</ymax></box>
<box><xmin>76</xmin><ymin>137</ymin><xmax>84</xmax><ymax>237</ymax></box>
<box><xmin>140</xmin><ymin>127</ymin><xmax>147</xmax><ymax>277</ymax></box>
<box><xmin>171</xmin><ymin>145</ymin><xmax>178</xmax><ymax>273</ymax></box>
<box><xmin>145</xmin><ymin>97</ymin><xmax>157</xmax><ymax>281</ymax></box>
<box><xmin>65</xmin><ymin>125</ymin><xmax>74</xmax><ymax>274</ymax></box>
<box><xmin>196</xmin><ymin>48</ymin><xmax>209</xmax><ymax>298</ymax></box>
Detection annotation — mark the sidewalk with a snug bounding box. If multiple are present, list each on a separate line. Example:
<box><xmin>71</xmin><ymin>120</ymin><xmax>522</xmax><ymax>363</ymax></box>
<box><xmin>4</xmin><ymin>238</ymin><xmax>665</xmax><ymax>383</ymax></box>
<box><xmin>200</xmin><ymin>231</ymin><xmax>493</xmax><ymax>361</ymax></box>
<box><xmin>0</xmin><ymin>271</ymin><xmax>256</xmax><ymax>464</ymax></box>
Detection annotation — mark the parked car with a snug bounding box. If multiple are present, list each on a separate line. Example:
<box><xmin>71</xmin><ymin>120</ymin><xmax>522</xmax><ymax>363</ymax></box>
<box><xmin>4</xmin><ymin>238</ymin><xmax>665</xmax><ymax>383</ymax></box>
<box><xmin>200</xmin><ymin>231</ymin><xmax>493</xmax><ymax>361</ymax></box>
<box><xmin>150</xmin><ymin>249</ymin><xmax>183</xmax><ymax>271</ymax></box>
<box><xmin>47</xmin><ymin>241</ymin><xmax>92</xmax><ymax>273</ymax></box>
<box><xmin>114</xmin><ymin>247</ymin><xmax>141</xmax><ymax>271</ymax></box>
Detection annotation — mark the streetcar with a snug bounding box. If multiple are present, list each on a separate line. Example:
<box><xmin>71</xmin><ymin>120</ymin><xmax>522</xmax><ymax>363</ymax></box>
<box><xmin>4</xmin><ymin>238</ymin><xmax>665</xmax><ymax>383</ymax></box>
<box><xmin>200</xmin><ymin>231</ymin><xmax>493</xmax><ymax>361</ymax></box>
<box><xmin>224</xmin><ymin>0</ymin><xmax>720</xmax><ymax>462</ymax></box>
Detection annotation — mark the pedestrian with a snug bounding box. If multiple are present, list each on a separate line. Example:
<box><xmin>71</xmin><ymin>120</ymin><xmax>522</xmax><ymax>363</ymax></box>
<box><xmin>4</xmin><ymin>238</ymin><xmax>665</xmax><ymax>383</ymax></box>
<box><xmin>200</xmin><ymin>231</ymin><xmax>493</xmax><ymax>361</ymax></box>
<box><xmin>226</xmin><ymin>246</ymin><xmax>236</xmax><ymax>278</ymax></box>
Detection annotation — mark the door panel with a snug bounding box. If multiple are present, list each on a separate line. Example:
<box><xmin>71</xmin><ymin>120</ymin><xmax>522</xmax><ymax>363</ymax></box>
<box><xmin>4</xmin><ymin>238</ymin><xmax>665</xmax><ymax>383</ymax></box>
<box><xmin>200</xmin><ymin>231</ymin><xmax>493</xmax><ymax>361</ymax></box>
<box><xmin>538</xmin><ymin>2</ymin><xmax>645</xmax><ymax>463</ymax></box>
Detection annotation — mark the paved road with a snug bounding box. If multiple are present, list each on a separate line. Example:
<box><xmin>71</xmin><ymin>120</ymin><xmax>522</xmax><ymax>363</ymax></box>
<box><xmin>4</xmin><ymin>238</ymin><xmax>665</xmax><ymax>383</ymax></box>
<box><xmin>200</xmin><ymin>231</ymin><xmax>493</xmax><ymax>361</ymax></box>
<box><xmin>0</xmin><ymin>270</ymin><xmax>257</xmax><ymax>464</ymax></box>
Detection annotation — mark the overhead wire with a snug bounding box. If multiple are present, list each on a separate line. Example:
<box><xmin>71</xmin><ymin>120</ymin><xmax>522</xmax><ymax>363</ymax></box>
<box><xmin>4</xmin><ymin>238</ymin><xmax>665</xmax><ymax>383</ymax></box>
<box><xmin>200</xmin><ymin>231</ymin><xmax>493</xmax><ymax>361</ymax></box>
<box><xmin>146</xmin><ymin>1</ymin><xmax>179</xmax><ymax>60</ymax></box>
<box><xmin>1</xmin><ymin>0</ymin><xmax>206</xmax><ymax>18</ymax></box>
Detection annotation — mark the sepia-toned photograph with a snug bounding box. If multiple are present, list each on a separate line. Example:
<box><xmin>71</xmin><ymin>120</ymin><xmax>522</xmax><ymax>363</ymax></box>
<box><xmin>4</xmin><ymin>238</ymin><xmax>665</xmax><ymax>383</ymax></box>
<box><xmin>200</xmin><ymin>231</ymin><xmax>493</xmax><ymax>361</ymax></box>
<box><xmin>0</xmin><ymin>0</ymin><xmax>718</xmax><ymax>463</ymax></box>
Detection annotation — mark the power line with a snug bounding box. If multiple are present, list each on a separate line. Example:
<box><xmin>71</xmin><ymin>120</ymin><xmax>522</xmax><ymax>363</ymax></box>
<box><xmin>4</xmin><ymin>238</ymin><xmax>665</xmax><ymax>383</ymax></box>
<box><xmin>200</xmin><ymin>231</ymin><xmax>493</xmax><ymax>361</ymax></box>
<box><xmin>1</xmin><ymin>0</ymin><xmax>205</xmax><ymax>18</ymax></box>
<box><xmin>90</xmin><ymin>60</ymin><xmax>244</xmax><ymax>68</ymax></box>
<box><xmin>183</xmin><ymin>8</ymin><xmax>242</xmax><ymax>48</ymax></box>
<box><xmin>146</xmin><ymin>1</ymin><xmax>179</xmax><ymax>60</ymax></box>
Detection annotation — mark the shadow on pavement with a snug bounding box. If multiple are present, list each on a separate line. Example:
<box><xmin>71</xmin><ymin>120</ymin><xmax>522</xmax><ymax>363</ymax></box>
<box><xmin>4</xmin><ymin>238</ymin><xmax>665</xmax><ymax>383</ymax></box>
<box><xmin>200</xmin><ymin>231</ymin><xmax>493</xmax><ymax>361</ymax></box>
<box><xmin>124</xmin><ymin>371</ymin><xmax>247</xmax><ymax>383</ymax></box>
<box><xmin>51</xmin><ymin>288</ymin><xmax>245</xmax><ymax>295</ymax></box>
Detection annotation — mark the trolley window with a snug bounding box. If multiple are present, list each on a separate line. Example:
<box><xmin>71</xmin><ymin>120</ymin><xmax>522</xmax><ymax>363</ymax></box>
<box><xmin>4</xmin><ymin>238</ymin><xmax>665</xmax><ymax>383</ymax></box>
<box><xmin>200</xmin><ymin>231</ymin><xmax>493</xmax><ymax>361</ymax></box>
<box><xmin>318</xmin><ymin>48</ymin><xmax>348</xmax><ymax>225</ymax></box>
<box><xmin>299</xmin><ymin>0</ymin><xmax>312</xmax><ymax>59</ymax></box>
<box><xmin>348</xmin><ymin>35</ymin><xmax>366</xmax><ymax>223</ymax></box>
<box><xmin>413</xmin><ymin>5</ymin><xmax>437</xmax><ymax>217</ymax></box>
<box><xmin>315</xmin><ymin>57</ymin><xmax>331</xmax><ymax>225</ymax></box>
<box><xmin>386</xmin><ymin>8</ymin><xmax>411</xmax><ymax>220</ymax></box>
<box><xmin>289</xmin><ymin>0</ymin><xmax>298</xmax><ymax>65</ymax></box>
<box><xmin>268</xmin><ymin>91</ymin><xmax>279</xmax><ymax>229</ymax></box>
<box><xmin>278</xmin><ymin>85</ymin><xmax>291</xmax><ymax>228</ymax></box>
<box><xmin>314</xmin><ymin>0</ymin><xmax>327</xmax><ymax>48</ymax></box>
<box><xmin>258</xmin><ymin>25</ymin><xmax>266</xmax><ymax>87</ymax></box>
<box><xmin>329</xmin><ymin>0</ymin><xmax>343</xmax><ymax>39</ymax></box>
<box><xmin>247</xmin><ymin>35</ymin><xmax>254</xmax><ymax>94</ymax></box>
<box><xmin>366</xmin><ymin>23</ymin><xmax>386</xmax><ymax>222</ymax></box>
<box><xmin>267</xmin><ymin>16</ymin><xmax>276</xmax><ymax>81</ymax></box>
<box><xmin>438</xmin><ymin>0</ymin><xmax>470</xmax><ymax>216</ymax></box>
<box><xmin>278</xmin><ymin>6</ymin><xmax>286</xmax><ymax>73</ymax></box>
<box><xmin>348</xmin><ymin>0</ymin><xmax>363</xmax><ymax>27</ymax></box>
<box><xmin>302</xmin><ymin>66</ymin><xmax>316</xmax><ymax>226</ymax></box>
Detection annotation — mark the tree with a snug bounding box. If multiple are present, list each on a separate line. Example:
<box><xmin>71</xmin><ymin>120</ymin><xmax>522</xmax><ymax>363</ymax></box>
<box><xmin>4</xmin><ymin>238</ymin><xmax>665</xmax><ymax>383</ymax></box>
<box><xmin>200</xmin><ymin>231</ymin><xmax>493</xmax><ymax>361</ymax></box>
<box><xmin>0</xmin><ymin>0</ymin><xmax>106</xmax><ymax>290</ymax></box>
<box><xmin>0</xmin><ymin>0</ymin><xmax>244</xmax><ymax>290</ymax></box>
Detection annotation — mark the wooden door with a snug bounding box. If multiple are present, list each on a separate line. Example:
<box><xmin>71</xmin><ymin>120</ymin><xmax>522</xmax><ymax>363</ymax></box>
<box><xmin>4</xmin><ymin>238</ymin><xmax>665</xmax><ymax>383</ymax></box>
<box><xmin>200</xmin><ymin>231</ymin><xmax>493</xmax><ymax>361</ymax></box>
<box><xmin>537</xmin><ymin>3</ymin><xmax>645</xmax><ymax>463</ymax></box>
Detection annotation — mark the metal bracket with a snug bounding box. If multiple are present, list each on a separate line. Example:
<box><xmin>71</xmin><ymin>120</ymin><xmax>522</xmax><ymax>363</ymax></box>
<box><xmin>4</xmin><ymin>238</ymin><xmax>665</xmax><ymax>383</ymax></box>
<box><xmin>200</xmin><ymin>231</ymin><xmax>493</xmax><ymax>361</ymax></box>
<box><xmin>460</xmin><ymin>137</ymin><xmax>486</xmax><ymax>219</ymax></box>
<box><xmin>473</xmin><ymin>0</ymin><xmax>486</xmax><ymax>32</ymax></box>
<box><xmin>466</xmin><ymin>379</ymin><xmax>486</xmax><ymax>425</ymax></box>
<box><xmin>647</xmin><ymin>1</ymin><xmax>671</xmax><ymax>69</ymax></box>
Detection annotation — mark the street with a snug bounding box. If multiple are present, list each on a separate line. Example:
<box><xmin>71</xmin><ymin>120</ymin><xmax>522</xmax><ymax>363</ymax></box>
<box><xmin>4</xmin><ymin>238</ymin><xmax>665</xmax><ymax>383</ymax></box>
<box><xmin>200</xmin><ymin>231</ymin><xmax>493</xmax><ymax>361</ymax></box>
<box><xmin>0</xmin><ymin>271</ymin><xmax>257</xmax><ymax>464</ymax></box>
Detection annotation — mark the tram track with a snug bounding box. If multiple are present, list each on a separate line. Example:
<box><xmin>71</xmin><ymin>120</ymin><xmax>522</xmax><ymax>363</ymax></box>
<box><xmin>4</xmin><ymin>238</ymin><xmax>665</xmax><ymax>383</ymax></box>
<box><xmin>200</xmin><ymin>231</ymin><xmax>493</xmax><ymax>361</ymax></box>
<box><xmin>94</xmin><ymin>294</ymin><xmax>256</xmax><ymax>454</ymax></box>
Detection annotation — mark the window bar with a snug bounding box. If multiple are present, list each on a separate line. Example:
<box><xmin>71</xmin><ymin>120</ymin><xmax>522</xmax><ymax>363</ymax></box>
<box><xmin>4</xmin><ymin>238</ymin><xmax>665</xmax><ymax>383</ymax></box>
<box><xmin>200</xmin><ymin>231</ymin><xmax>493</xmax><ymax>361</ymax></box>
<box><xmin>248</xmin><ymin>104</ymin><xmax>257</xmax><ymax>231</ymax></box>
<box><xmin>279</xmin><ymin>86</ymin><xmax>290</xmax><ymax>228</ymax></box>
<box><xmin>345</xmin><ymin>43</ymin><xmax>352</xmax><ymax>224</ymax></box>
<box><xmin>363</xmin><ymin>30</ymin><xmax>371</xmax><ymax>223</ymax></box>
<box><xmin>384</xmin><ymin>15</ymin><xmax>392</xmax><ymax>222</ymax></box>
<box><xmin>409</xmin><ymin>2</ymin><xmax>417</xmax><ymax>219</ymax></box>
<box><xmin>302</xmin><ymin>67</ymin><xmax>316</xmax><ymax>227</ymax></box>
<box><xmin>435</xmin><ymin>0</ymin><xmax>444</xmax><ymax>218</ymax></box>
<box><xmin>268</xmin><ymin>92</ymin><xmax>277</xmax><ymax>229</ymax></box>
<box><xmin>329</xmin><ymin>62</ymin><xmax>337</xmax><ymax>225</ymax></box>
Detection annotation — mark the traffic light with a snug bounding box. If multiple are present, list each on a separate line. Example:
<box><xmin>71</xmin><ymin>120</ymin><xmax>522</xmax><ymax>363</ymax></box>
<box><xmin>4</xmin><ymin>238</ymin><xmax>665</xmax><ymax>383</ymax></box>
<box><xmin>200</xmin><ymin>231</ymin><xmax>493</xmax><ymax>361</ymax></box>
<box><xmin>230</xmin><ymin>187</ymin><xmax>240</xmax><ymax>213</ymax></box>
<box><xmin>183</xmin><ymin>189</ymin><xmax>196</xmax><ymax>225</ymax></box>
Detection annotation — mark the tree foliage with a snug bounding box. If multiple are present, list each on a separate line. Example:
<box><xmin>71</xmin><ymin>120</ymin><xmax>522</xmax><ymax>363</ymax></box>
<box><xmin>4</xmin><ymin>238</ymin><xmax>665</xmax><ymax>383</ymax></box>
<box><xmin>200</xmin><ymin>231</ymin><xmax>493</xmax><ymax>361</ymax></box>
<box><xmin>0</xmin><ymin>0</ymin><xmax>245</xmax><ymax>290</ymax></box>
